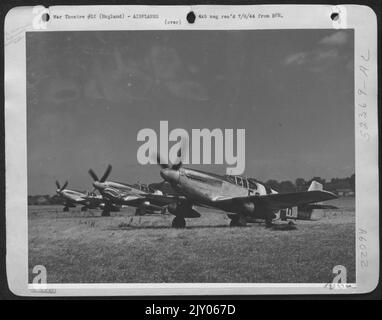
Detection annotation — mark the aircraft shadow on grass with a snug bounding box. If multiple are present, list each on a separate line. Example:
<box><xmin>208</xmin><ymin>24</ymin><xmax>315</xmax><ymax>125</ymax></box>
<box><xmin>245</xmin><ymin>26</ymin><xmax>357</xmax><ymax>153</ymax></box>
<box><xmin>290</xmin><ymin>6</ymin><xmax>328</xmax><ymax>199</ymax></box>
<box><xmin>105</xmin><ymin>223</ymin><xmax>297</xmax><ymax>231</ymax></box>
<box><xmin>105</xmin><ymin>224</ymin><xmax>248</xmax><ymax>231</ymax></box>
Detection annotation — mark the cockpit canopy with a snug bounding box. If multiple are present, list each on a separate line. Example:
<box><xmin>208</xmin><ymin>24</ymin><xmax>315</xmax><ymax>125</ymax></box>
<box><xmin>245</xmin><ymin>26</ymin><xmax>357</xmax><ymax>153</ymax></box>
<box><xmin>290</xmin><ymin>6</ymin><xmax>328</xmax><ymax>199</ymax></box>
<box><xmin>225</xmin><ymin>175</ymin><xmax>274</xmax><ymax>194</ymax></box>
<box><xmin>225</xmin><ymin>175</ymin><xmax>260</xmax><ymax>190</ymax></box>
<box><xmin>132</xmin><ymin>183</ymin><xmax>155</xmax><ymax>193</ymax></box>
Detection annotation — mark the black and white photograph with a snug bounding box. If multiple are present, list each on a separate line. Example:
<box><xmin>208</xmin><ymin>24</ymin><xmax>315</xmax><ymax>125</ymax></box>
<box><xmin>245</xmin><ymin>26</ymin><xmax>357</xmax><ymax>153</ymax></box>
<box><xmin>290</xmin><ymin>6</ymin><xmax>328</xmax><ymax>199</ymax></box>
<box><xmin>26</xmin><ymin>28</ymin><xmax>356</xmax><ymax>284</ymax></box>
<box><xmin>4</xmin><ymin>5</ymin><xmax>379</xmax><ymax>296</ymax></box>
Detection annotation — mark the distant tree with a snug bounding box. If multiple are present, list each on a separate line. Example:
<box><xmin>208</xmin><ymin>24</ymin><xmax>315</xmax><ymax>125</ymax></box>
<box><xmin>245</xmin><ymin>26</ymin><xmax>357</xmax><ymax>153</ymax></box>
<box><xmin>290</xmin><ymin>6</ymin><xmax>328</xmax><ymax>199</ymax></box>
<box><xmin>295</xmin><ymin>178</ymin><xmax>306</xmax><ymax>192</ymax></box>
<box><xmin>265</xmin><ymin>179</ymin><xmax>280</xmax><ymax>191</ymax></box>
<box><xmin>49</xmin><ymin>194</ymin><xmax>64</xmax><ymax>205</ymax></box>
<box><xmin>350</xmin><ymin>174</ymin><xmax>355</xmax><ymax>191</ymax></box>
<box><xmin>278</xmin><ymin>180</ymin><xmax>296</xmax><ymax>193</ymax></box>
<box><xmin>262</xmin><ymin>174</ymin><xmax>355</xmax><ymax>195</ymax></box>
<box><xmin>311</xmin><ymin>176</ymin><xmax>326</xmax><ymax>185</ymax></box>
<box><xmin>28</xmin><ymin>195</ymin><xmax>36</xmax><ymax>205</ymax></box>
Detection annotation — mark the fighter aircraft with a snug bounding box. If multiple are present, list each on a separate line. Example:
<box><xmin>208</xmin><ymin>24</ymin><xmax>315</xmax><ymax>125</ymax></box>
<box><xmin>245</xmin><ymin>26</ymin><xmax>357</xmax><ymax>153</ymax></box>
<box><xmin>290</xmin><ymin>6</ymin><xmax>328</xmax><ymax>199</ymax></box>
<box><xmin>55</xmin><ymin>180</ymin><xmax>105</xmax><ymax>212</ymax></box>
<box><xmin>155</xmin><ymin>151</ymin><xmax>338</xmax><ymax>228</ymax></box>
<box><xmin>88</xmin><ymin>165</ymin><xmax>176</xmax><ymax>216</ymax></box>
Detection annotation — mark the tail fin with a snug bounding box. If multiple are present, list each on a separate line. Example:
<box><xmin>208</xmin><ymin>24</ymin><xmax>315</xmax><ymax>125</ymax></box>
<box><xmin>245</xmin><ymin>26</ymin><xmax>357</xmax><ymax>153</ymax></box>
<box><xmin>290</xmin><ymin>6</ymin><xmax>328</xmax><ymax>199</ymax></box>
<box><xmin>308</xmin><ymin>180</ymin><xmax>323</xmax><ymax>192</ymax></box>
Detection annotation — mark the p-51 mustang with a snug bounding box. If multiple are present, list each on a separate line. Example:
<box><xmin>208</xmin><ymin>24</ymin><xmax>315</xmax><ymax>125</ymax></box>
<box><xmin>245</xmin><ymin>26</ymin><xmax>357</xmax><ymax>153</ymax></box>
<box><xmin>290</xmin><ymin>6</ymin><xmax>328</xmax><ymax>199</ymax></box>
<box><xmin>55</xmin><ymin>180</ymin><xmax>118</xmax><ymax>213</ymax></box>
<box><xmin>155</xmin><ymin>151</ymin><xmax>338</xmax><ymax>228</ymax></box>
<box><xmin>88</xmin><ymin>165</ymin><xmax>176</xmax><ymax>216</ymax></box>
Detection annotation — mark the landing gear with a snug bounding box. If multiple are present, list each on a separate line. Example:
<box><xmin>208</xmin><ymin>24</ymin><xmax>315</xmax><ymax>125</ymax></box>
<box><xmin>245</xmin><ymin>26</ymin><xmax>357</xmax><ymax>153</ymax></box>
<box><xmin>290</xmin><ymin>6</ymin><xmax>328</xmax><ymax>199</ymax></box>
<box><xmin>81</xmin><ymin>206</ymin><xmax>87</xmax><ymax>212</ymax></box>
<box><xmin>63</xmin><ymin>206</ymin><xmax>69</xmax><ymax>212</ymax></box>
<box><xmin>265</xmin><ymin>218</ymin><xmax>273</xmax><ymax>228</ymax></box>
<box><xmin>172</xmin><ymin>216</ymin><xmax>186</xmax><ymax>229</ymax></box>
<box><xmin>101</xmin><ymin>209</ymin><xmax>110</xmax><ymax>217</ymax></box>
<box><xmin>135</xmin><ymin>208</ymin><xmax>144</xmax><ymax>216</ymax></box>
<box><xmin>229</xmin><ymin>215</ymin><xmax>247</xmax><ymax>227</ymax></box>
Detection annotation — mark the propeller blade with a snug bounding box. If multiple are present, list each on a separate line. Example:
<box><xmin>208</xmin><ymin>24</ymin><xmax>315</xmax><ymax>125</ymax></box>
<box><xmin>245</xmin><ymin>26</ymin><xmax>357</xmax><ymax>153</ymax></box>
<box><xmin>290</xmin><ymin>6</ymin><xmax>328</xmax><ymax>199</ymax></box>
<box><xmin>171</xmin><ymin>162</ymin><xmax>182</xmax><ymax>171</ymax></box>
<box><xmin>156</xmin><ymin>154</ymin><xmax>170</xmax><ymax>169</ymax></box>
<box><xmin>155</xmin><ymin>136</ymin><xmax>188</xmax><ymax>170</ymax></box>
<box><xmin>177</xmin><ymin>147</ymin><xmax>182</xmax><ymax>158</ymax></box>
<box><xmin>88</xmin><ymin>169</ymin><xmax>99</xmax><ymax>181</ymax></box>
<box><xmin>170</xmin><ymin>146</ymin><xmax>183</xmax><ymax>170</ymax></box>
<box><xmin>55</xmin><ymin>180</ymin><xmax>60</xmax><ymax>189</ymax></box>
<box><xmin>61</xmin><ymin>181</ymin><xmax>68</xmax><ymax>192</ymax></box>
<box><xmin>100</xmin><ymin>164</ymin><xmax>112</xmax><ymax>182</ymax></box>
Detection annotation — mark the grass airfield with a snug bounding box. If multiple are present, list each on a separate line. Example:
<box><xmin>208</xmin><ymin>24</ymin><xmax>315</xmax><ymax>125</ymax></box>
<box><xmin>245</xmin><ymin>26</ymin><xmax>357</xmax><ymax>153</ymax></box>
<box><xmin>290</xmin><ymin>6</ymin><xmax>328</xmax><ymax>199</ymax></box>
<box><xmin>28</xmin><ymin>198</ymin><xmax>355</xmax><ymax>283</ymax></box>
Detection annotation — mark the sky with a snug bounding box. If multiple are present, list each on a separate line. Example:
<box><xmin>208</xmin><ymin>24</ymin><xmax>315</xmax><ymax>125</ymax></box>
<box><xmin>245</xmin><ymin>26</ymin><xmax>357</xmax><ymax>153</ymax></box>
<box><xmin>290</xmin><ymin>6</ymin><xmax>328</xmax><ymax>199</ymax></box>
<box><xmin>27</xmin><ymin>29</ymin><xmax>354</xmax><ymax>195</ymax></box>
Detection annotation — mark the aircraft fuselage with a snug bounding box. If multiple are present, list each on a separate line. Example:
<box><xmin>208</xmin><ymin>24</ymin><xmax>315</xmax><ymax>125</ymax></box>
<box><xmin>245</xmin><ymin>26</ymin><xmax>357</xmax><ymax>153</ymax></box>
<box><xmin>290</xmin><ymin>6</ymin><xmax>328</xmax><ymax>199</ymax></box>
<box><xmin>59</xmin><ymin>189</ymin><xmax>102</xmax><ymax>208</ymax></box>
<box><xmin>161</xmin><ymin>167</ymin><xmax>277</xmax><ymax>216</ymax></box>
<box><xmin>92</xmin><ymin>180</ymin><xmax>167</xmax><ymax>211</ymax></box>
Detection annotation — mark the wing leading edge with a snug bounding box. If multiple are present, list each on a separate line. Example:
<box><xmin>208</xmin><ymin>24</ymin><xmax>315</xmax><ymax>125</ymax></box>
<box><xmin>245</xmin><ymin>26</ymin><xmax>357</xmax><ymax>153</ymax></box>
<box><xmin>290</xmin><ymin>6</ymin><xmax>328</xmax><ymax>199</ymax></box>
<box><xmin>250</xmin><ymin>190</ymin><xmax>337</xmax><ymax>210</ymax></box>
<box><xmin>213</xmin><ymin>181</ymin><xmax>337</xmax><ymax>210</ymax></box>
<box><xmin>120</xmin><ymin>193</ymin><xmax>178</xmax><ymax>207</ymax></box>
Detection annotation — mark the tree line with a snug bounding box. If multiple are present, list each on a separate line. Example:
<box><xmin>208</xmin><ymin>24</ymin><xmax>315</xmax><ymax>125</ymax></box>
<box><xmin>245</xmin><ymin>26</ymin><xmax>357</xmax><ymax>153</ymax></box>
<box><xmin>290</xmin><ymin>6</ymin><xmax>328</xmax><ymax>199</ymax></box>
<box><xmin>28</xmin><ymin>173</ymin><xmax>355</xmax><ymax>205</ymax></box>
<box><xmin>265</xmin><ymin>174</ymin><xmax>355</xmax><ymax>194</ymax></box>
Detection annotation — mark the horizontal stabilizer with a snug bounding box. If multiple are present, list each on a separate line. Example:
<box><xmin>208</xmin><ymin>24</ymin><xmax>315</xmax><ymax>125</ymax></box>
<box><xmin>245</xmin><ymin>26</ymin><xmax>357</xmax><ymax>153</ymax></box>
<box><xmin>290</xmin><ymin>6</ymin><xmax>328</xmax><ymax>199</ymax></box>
<box><xmin>303</xmin><ymin>204</ymin><xmax>338</xmax><ymax>210</ymax></box>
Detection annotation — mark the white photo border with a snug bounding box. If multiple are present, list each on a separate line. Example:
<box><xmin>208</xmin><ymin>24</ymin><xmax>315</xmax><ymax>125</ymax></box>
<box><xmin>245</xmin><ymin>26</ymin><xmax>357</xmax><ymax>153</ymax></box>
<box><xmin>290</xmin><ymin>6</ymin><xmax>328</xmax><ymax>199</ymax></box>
<box><xmin>4</xmin><ymin>4</ymin><xmax>379</xmax><ymax>296</ymax></box>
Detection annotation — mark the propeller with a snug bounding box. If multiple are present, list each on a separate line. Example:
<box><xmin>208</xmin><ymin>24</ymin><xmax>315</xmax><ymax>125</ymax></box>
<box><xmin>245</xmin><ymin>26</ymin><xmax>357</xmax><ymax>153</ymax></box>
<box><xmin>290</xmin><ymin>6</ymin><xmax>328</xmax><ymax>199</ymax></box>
<box><xmin>100</xmin><ymin>164</ymin><xmax>112</xmax><ymax>182</ymax></box>
<box><xmin>156</xmin><ymin>154</ymin><xmax>170</xmax><ymax>169</ymax></box>
<box><xmin>154</xmin><ymin>138</ymin><xmax>189</xmax><ymax>187</ymax></box>
<box><xmin>88</xmin><ymin>164</ymin><xmax>112</xmax><ymax>182</ymax></box>
<box><xmin>154</xmin><ymin>138</ymin><xmax>187</xmax><ymax>171</ymax></box>
<box><xmin>88</xmin><ymin>164</ymin><xmax>112</xmax><ymax>193</ymax></box>
<box><xmin>172</xmin><ymin>147</ymin><xmax>183</xmax><ymax>170</ymax></box>
<box><xmin>88</xmin><ymin>169</ymin><xmax>99</xmax><ymax>182</ymax></box>
<box><xmin>55</xmin><ymin>180</ymin><xmax>68</xmax><ymax>193</ymax></box>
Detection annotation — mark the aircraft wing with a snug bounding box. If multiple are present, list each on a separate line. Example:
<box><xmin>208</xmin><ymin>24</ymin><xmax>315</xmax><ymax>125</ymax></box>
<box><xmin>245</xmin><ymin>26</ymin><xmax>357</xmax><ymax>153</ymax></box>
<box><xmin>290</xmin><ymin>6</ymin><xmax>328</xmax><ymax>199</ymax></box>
<box><xmin>214</xmin><ymin>190</ymin><xmax>337</xmax><ymax>210</ymax></box>
<box><xmin>117</xmin><ymin>193</ymin><xmax>178</xmax><ymax>206</ymax></box>
<box><xmin>143</xmin><ymin>193</ymin><xmax>178</xmax><ymax>205</ymax></box>
<box><xmin>257</xmin><ymin>190</ymin><xmax>336</xmax><ymax>210</ymax></box>
<box><xmin>302</xmin><ymin>203</ymin><xmax>339</xmax><ymax>210</ymax></box>
<box><xmin>74</xmin><ymin>196</ymin><xmax>88</xmax><ymax>203</ymax></box>
<box><xmin>121</xmin><ymin>195</ymin><xmax>143</xmax><ymax>203</ymax></box>
<box><xmin>213</xmin><ymin>181</ymin><xmax>337</xmax><ymax>210</ymax></box>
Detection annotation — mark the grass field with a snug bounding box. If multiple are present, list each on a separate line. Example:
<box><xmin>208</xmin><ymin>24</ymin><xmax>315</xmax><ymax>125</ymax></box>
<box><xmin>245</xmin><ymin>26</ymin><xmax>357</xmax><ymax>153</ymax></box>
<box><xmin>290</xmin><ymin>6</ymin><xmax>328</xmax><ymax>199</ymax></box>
<box><xmin>28</xmin><ymin>197</ymin><xmax>355</xmax><ymax>283</ymax></box>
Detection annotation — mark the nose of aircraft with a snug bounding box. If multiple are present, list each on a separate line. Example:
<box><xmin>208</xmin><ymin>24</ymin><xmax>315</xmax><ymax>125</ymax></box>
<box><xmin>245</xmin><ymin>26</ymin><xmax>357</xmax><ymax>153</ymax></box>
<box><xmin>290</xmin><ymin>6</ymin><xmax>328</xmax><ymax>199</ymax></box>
<box><xmin>93</xmin><ymin>181</ymin><xmax>104</xmax><ymax>190</ymax></box>
<box><xmin>160</xmin><ymin>168</ymin><xmax>180</xmax><ymax>184</ymax></box>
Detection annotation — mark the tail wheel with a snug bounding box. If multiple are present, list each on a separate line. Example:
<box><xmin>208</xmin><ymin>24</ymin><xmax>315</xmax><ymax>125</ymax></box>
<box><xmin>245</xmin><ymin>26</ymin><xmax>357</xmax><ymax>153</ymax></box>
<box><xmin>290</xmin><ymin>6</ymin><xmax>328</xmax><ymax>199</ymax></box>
<box><xmin>265</xmin><ymin>218</ymin><xmax>273</xmax><ymax>228</ymax></box>
<box><xmin>172</xmin><ymin>216</ymin><xmax>186</xmax><ymax>229</ymax></box>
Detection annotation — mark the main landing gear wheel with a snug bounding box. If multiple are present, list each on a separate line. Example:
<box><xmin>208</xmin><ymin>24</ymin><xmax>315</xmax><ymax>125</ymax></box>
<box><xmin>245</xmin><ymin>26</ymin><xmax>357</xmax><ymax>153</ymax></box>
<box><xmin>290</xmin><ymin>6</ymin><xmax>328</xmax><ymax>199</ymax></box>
<box><xmin>172</xmin><ymin>216</ymin><xmax>186</xmax><ymax>229</ymax></box>
<box><xmin>135</xmin><ymin>208</ymin><xmax>144</xmax><ymax>216</ymax></box>
<box><xmin>229</xmin><ymin>216</ymin><xmax>246</xmax><ymax>227</ymax></box>
<box><xmin>101</xmin><ymin>210</ymin><xmax>110</xmax><ymax>217</ymax></box>
<box><xmin>63</xmin><ymin>206</ymin><xmax>69</xmax><ymax>212</ymax></box>
<box><xmin>81</xmin><ymin>207</ymin><xmax>87</xmax><ymax>212</ymax></box>
<box><xmin>265</xmin><ymin>219</ymin><xmax>274</xmax><ymax>228</ymax></box>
